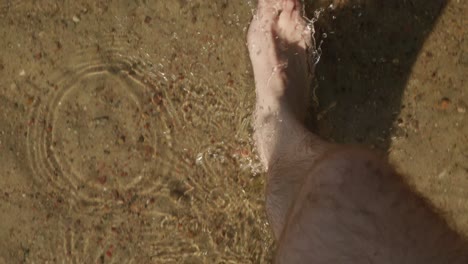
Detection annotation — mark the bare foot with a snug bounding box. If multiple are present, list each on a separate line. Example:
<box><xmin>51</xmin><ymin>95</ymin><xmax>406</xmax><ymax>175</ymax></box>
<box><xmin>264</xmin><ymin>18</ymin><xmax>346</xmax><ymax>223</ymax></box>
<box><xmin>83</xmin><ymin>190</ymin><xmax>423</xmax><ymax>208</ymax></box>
<box><xmin>247</xmin><ymin>0</ymin><xmax>315</xmax><ymax>168</ymax></box>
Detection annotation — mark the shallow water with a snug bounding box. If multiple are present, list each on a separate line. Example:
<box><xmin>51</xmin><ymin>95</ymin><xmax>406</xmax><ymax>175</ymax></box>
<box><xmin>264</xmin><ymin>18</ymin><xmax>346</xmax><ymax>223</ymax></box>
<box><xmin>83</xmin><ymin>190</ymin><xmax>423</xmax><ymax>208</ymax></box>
<box><xmin>0</xmin><ymin>0</ymin><xmax>467</xmax><ymax>263</ymax></box>
<box><xmin>1</xmin><ymin>1</ymin><xmax>274</xmax><ymax>262</ymax></box>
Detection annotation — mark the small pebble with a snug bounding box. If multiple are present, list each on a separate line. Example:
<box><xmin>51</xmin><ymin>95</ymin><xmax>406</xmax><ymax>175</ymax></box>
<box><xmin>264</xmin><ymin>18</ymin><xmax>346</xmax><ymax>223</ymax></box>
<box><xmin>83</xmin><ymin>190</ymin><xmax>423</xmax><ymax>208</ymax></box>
<box><xmin>72</xmin><ymin>15</ymin><xmax>80</xmax><ymax>23</ymax></box>
<box><xmin>19</xmin><ymin>70</ymin><xmax>26</xmax><ymax>76</ymax></box>
<box><xmin>438</xmin><ymin>97</ymin><xmax>451</xmax><ymax>110</ymax></box>
<box><xmin>456</xmin><ymin>100</ymin><xmax>467</xmax><ymax>114</ymax></box>
<box><xmin>144</xmin><ymin>16</ymin><xmax>152</xmax><ymax>24</ymax></box>
<box><xmin>27</xmin><ymin>96</ymin><xmax>34</xmax><ymax>105</ymax></box>
<box><xmin>117</xmin><ymin>135</ymin><xmax>126</xmax><ymax>145</ymax></box>
<box><xmin>130</xmin><ymin>203</ymin><xmax>140</xmax><ymax>214</ymax></box>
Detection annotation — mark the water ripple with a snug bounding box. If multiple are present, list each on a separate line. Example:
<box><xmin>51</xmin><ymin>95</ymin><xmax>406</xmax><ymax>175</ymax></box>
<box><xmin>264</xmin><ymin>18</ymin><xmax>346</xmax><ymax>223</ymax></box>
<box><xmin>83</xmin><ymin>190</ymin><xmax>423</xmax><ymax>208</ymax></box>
<box><xmin>27</xmin><ymin>47</ymin><xmax>172</xmax><ymax>212</ymax></box>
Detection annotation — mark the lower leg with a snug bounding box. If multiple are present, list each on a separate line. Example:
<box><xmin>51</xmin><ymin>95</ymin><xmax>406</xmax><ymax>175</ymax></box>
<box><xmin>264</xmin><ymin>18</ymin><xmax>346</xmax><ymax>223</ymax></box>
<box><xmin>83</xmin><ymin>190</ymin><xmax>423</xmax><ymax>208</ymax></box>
<box><xmin>276</xmin><ymin>147</ymin><xmax>468</xmax><ymax>263</ymax></box>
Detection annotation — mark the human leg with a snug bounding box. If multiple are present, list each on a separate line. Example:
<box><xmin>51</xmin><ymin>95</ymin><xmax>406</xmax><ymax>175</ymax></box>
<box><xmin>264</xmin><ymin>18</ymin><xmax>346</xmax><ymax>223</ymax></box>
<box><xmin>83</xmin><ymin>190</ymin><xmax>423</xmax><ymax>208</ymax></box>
<box><xmin>247</xmin><ymin>0</ymin><xmax>330</xmax><ymax>237</ymax></box>
<box><xmin>275</xmin><ymin>147</ymin><xmax>468</xmax><ymax>263</ymax></box>
<box><xmin>247</xmin><ymin>0</ymin><xmax>468</xmax><ymax>261</ymax></box>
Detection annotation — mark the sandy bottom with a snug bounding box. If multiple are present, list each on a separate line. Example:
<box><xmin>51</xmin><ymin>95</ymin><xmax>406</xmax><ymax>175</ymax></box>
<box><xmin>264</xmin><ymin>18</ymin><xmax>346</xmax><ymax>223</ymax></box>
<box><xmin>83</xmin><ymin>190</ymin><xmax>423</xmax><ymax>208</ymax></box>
<box><xmin>0</xmin><ymin>0</ymin><xmax>466</xmax><ymax>263</ymax></box>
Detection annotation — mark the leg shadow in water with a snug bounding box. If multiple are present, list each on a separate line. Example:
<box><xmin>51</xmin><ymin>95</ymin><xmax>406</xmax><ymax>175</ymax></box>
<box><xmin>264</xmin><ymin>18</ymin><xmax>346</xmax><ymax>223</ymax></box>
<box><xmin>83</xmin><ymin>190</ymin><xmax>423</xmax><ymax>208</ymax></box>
<box><xmin>305</xmin><ymin>0</ymin><xmax>447</xmax><ymax>151</ymax></box>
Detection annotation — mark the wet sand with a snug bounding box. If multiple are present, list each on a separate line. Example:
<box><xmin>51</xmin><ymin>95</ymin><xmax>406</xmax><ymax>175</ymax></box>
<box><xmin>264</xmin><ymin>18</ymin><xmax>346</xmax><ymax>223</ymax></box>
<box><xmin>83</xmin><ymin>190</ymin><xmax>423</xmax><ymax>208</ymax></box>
<box><xmin>0</xmin><ymin>0</ymin><xmax>466</xmax><ymax>263</ymax></box>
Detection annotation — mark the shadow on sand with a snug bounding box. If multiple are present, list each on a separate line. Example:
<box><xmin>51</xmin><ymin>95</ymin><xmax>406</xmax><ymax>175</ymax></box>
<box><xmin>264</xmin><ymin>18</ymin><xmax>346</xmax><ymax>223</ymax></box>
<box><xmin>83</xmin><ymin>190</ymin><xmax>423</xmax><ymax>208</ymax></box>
<box><xmin>305</xmin><ymin>0</ymin><xmax>447</xmax><ymax>151</ymax></box>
